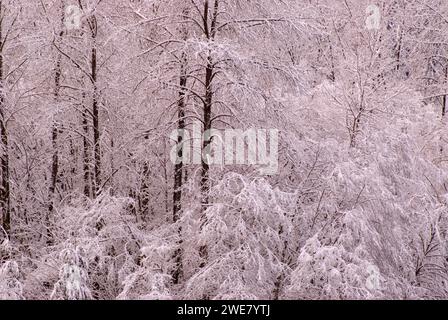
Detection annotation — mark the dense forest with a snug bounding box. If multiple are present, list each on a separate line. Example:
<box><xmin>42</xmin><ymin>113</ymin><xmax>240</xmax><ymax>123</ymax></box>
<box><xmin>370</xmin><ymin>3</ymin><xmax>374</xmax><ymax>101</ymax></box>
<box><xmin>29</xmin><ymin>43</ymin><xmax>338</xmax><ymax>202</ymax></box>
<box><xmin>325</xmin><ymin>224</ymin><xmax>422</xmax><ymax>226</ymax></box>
<box><xmin>1</xmin><ymin>0</ymin><xmax>448</xmax><ymax>300</ymax></box>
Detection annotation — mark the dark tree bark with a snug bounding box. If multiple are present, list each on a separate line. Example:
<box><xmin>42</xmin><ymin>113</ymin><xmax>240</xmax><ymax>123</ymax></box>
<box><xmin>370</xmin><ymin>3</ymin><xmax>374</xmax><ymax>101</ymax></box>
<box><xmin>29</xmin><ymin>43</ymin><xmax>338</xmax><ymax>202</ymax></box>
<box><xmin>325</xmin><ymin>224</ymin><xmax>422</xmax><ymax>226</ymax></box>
<box><xmin>140</xmin><ymin>159</ymin><xmax>150</xmax><ymax>219</ymax></box>
<box><xmin>172</xmin><ymin>48</ymin><xmax>188</xmax><ymax>284</ymax></box>
<box><xmin>443</xmin><ymin>65</ymin><xmax>448</xmax><ymax>118</ymax></box>
<box><xmin>0</xmin><ymin>0</ymin><xmax>11</xmax><ymax>237</ymax></box>
<box><xmin>109</xmin><ymin>137</ymin><xmax>115</xmax><ymax>196</ymax></box>
<box><xmin>199</xmin><ymin>0</ymin><xmax>219</xmax><ymax>268</ymax></box>
<box><xmin>396</xmin><ymin>27</ymin><xmax>403</xmax><ymax>71</ymax></box>
<box><xmin>82</xmin><ymin>97</ymin><xmax>92</xmax><ymax>199</ymax></box>
<box><xmin>47</xmin><ymin>5</ymin><xmax>64</xmax><ymax>245</ymax></box>
<box><xmin>172</xmin><ymin>63</ymin><xmax>187</xmax><ymax>223</ymax></box>
<box><xmin>88</xmin><ymin>13</ymin><xmax>101</xmax><ymax>198</ymax></box>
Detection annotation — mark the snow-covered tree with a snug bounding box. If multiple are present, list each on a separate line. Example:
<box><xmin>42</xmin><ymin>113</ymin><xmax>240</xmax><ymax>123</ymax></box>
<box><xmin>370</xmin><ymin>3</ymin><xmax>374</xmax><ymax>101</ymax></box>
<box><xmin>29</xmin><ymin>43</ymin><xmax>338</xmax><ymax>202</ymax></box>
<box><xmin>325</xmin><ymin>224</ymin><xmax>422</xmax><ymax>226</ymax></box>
<box><xmin>50</xmin><ymin>246</ymin><xmax>92</xmax><ymax>300</ymax></box>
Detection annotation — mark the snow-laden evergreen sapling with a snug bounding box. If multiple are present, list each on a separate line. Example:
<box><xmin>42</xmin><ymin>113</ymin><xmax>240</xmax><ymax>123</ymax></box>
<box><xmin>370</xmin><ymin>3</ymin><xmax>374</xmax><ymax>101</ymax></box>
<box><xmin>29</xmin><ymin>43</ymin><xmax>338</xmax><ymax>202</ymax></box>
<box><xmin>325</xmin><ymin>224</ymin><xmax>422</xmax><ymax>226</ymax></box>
<box><xmin>51</xmin><ymin>246</ymin><xmax>92</xmax><ymax>300</ymax></box>
<box><xmin>0</xmin><ymin>261</ymin><xmax>23</xmax><ymax>300</ymax></box>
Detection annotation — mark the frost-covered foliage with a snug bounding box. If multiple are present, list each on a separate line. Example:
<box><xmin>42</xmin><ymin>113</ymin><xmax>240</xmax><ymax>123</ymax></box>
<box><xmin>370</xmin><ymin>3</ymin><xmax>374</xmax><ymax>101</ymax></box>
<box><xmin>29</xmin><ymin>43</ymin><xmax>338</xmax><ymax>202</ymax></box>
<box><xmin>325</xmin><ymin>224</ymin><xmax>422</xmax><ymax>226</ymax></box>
<box><xmin>0</xmin><ymin>239</ymin><xmax>23</xmax><ymax>300</ymax></box>
<box><xmin>51</xmin><ymin>247</ymin><xmax>92</xmax><ymax>300</ymax></box>
<box><xmin>184</xmin><ymin>173</ymin><xmax>298</xmax><ymax>299</ymax></box>
<box><xmin>286</xmin><ymin>236</ymin><xmax>384</xmax><ymax>299</ymax></box>
<box><xmin>116</xmin><ymin>75</ymin><xmax>448</xmax><ymax>300</ymax></box>
<box><xmin>3</xmin><ymin>0</ymin><xmax>448</xmax><ymax>300</ymax></box>
<box><xmin>278</xmin><ymin>81</ymin><xmax>448</xmax><ymax>299</ymax></box>
<box><xmin>117</xmin><ymin>230</ymin><xmax>175</xmax><ymax>300</ymax></box>
<box><xmin>0</xmin><ymin>261</ymin><xmax>23</xmax><ymax>300</ymax></box>
<box><xmin>52</xmin><ymin>194</ymin><xmax>142</xmax><ymax>299</ymax></box>
<box><xmin>21</xmin><ymin>194</ymin><xmax>143</xmax><ymax>300</ymax></box>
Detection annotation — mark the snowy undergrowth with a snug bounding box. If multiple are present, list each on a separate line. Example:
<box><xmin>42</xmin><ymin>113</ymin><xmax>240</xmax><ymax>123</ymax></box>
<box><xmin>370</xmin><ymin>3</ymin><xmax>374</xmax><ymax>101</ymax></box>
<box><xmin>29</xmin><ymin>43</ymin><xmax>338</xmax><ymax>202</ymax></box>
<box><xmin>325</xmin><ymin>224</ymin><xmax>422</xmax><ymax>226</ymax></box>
<box><xmin>22</xmin><ymin>194</ymin><xmax>142</xmax><ymax>300</ymax></box>
<box><xmin>282</xmin><ymin>83</ymin><xmax>448</xmax><ymax>299</ymax></box>
<box><xmin>11</xmin><ymin>83</ymin><xmax>448</xmax><ymax>300</ymax></box>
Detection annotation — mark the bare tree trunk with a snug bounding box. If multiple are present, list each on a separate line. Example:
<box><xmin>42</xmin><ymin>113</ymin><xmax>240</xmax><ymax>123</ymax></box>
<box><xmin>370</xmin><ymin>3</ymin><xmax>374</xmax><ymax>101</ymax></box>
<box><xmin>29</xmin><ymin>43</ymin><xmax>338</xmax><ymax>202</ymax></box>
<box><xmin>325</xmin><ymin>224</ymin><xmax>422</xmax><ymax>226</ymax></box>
<box><xmin>199</xmin><ymin>0</ymin><xmax>219</xmax><ymax>268</ymax></box>
<box><xmin>109</xmin><ymin>137</ymin><xmax>115</xmax><ymax>196</ymax></box>
<box><xmin>89</xmin><ymin>15</ymin><xmax>101</xmax><ymax>198</ymax></box>
<box><xmin>140</xmin><ymin>159</ymin><xmax>150</xmax><ymax>218</ymax></box>
<box><xmin>440</xmin><ymin>65</ymin><xmax>448</xmax><ymax>155</ymax></box>
<box><xmin>272</xmin><ymin>227</ymin><xmax>288</xmax><ymax>300</ymax></box>
<box><xmin>328</xmin><ymin>40</ymin><xmax>336</xmax><ymax>82</ymax></box>
<box><xmin>172</xmin><ymin>48</ymin><xmax>188</xmax><ymax>284</ymax></box>
<box><xmin>200</xmin><ymin>53</ymin><xmax>213</xmax><ymax>212</ymax></box>
<box><xmin>46</xmin><ymin>125</ymin><xmax>59</xmax><ymax>244</ymax></box>
<box><xmin>395</xmin><ymin>26</ymin><xmax>403</xmax><ymax>71</ymax></box>
<box><xmin>0</xmin><ymin>0</ymin><xmax>10</xmax><ymax>237</ymax></box>
<box><xmin>443</xmin><ymin>95</ymin><xmax>447</xmax><ymax>118</ymax></box>
<box><xmin>47</xmin><ymin>5</ymin><xmax>64</xmax><ymax>245</ymax></box>
<box><xmin>173</xmin><ymin>53</ymin><xmax>187</xmax><ymax>228</ymax></box>
<box><xmin>443</xmin><ymin>65</ymin><xmax>448</xmax><ymax>118</ymax></box>
<box><xmin>82</xmin><ymin>98</ymin><xmax>92</xmax><ymax>198</ymax></box>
